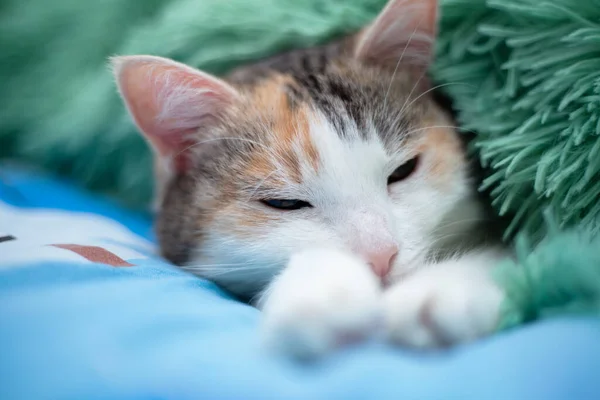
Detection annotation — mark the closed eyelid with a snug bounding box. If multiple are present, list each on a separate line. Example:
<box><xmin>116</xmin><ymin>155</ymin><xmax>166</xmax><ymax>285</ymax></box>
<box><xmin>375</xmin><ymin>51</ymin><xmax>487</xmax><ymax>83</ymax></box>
<box><xmin>386</xmin><ymin>150</ymin><xmax>419</xmax><ymax>171</ymax></box>
<box><xmin>241</xmin><ymin>185</ymin><xmax>305</xmax><ymax>202</ymax></box>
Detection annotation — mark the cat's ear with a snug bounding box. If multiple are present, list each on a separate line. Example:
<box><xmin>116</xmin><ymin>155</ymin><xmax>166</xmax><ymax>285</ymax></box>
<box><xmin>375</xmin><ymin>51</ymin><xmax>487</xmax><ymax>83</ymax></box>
<box><xmin>354</xmin><ymin>0</ymin><xmax>437</xmax><ymax>70</ymax></box>
<box><xmin>111</xmin><ymin>55</ymin><xmax>240</xmax><ymax>174</ymax></box>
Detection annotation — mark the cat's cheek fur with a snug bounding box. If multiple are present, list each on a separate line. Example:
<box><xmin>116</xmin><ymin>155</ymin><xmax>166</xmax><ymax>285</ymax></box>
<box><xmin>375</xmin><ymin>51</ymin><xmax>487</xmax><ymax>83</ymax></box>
<box><xmin>259</xmin><ymin>249</ymin><xmax>382</xmax><ymax>358</ymax></box>
<box><xmin>382</xmin><ymin>248</ymin><xmax>506</xmax><ymax>348</ymax></box>
<box><xmin>387</xmin><ymin>159</ymin><xmax>479</xmax><ymax>276</ymax></box>
<box><xmin>192</xmin><ymin>214</ymin><xmax>341</xmax><ymax>298</ymax></box>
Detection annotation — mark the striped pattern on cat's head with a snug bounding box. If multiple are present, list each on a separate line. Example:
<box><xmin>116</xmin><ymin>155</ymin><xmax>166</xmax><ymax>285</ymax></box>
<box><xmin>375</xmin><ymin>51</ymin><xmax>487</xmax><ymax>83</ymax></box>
<box><xmin>112</xmin><ymin>0</ymin><xmax>485</xmax><ymax>298</ymax></box>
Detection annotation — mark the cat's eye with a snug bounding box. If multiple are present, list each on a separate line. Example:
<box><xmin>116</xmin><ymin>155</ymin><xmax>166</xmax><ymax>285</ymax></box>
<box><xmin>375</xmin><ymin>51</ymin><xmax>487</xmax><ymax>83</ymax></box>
<box><xmin>261</xmin><ymin>199</ymin><xmax>312</xmax><ymax>210</ymax></box>
<box><xmin>388</xmin><ymin>156</ymin><xmax>420</xmax><ymax>185</ymax></box>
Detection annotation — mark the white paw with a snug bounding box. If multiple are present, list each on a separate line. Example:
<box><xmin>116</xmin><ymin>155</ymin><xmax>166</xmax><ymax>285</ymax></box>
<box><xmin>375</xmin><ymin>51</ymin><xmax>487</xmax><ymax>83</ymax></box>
<box><xmin>383</xmin><ymin>263</ymin><xmax>503</xmax><ymax>349</ymax></box>
<box><xmin>260</xmin><ymin>249</ymin><xmax>382</xmax><ymax>359</ymax></box>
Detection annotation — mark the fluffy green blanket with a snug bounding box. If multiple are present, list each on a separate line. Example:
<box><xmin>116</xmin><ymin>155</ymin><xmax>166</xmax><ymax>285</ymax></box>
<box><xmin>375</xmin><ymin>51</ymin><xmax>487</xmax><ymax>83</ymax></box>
<box><xmin>1</xmin><ymin>0</ymin><xmax>599</xmax><ymax>330</ymax></box>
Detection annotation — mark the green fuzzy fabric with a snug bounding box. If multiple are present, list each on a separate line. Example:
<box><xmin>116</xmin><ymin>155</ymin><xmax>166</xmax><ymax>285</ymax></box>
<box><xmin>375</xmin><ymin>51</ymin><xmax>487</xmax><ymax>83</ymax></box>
<box><xmin>1</xmin><ymin>0</ymin><xmax>384</xmax><ymax>207</ymax></box>
<box><xmin>496</xmin><ymin>226</ymin><xmax>600</xmax><ymax>330</ymax></box>
<box><xmin>1</xmin><ymin>0</ymin><xmax>599</xmax><ymax>330</ymax></box>
<box><xmin>434</xmin><ymin>0</ymin><xmax>600</xmax><ymax>242</ymax></box>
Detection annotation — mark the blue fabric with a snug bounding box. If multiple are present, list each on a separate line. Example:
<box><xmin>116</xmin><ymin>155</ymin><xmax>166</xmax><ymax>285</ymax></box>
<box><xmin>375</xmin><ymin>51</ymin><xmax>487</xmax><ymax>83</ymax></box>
<box><xmin>1</xmin><ymin>167</ymin><xmax>600</xmax><ymax>400</ymax></box>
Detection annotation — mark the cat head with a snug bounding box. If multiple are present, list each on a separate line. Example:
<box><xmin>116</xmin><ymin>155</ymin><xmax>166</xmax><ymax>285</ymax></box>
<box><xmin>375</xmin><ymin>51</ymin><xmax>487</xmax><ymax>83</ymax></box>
<box><xmin>112</xmin><ymin>0</ymin><xmax>483</xmax><ymax>297</ymax></box>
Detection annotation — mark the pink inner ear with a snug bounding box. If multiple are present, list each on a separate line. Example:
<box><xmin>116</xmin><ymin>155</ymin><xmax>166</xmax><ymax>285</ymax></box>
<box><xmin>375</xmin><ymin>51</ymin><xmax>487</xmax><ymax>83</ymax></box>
<box><xmin>113</xmin><ymin>56</ymin><xmax>238</xmax><ymax>173</ymax></box>
<box><xmin>355</xmin><ymin>0</ymin><xmax>437</xmax><ymax>70</ymax></box>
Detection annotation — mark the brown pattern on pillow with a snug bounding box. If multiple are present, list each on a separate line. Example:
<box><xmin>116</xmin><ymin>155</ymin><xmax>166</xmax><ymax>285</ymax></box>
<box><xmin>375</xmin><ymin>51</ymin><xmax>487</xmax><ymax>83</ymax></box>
<box><xmin>51</xmin><ymin>244</ymin><xmax>134</xmax><ymax>267</ymax></box>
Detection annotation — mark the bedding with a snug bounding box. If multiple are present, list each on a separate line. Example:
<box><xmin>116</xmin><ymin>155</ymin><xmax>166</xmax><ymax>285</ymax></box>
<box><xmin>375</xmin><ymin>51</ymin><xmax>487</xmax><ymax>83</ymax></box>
<box><xmin>2</xmin><ymin>0</ymin><xmax>600</xmax><ymax>332</ymax></box>
<box><xmin>1</xmin><ymin>166</ymin><xmax>600</xmax><ymax>400</ymax></box>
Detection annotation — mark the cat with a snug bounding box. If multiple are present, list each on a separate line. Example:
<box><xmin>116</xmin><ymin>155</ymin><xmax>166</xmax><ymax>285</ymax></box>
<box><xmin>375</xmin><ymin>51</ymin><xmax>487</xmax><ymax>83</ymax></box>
<box><xmin>111</xmin><ymin>0</ymin><xmax>508</xmax><ymax>358</ymax></box>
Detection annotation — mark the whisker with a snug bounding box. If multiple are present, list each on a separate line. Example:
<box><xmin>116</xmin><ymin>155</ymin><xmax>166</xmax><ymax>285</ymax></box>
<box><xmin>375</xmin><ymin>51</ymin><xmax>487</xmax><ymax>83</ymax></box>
<box><xmin>430</xmin><ymin>217</ymin><xmax>490</xmax><ymax>234</ymax></box>
<box><xmin>403</xmin><ymin>82</ymin><xmax>474</xmax><ymax>113</ymax></box>
<box><xmin>176</xmin><ymin>135</ymin><xmax>292</xmax><ymax>177</ymax></box>
<box><xmin>181</xmin><ymin>263</ymin><xmax>247</xmax><ymax>269</ymax></box>
<box><xmin>175</xmin><ymin>136</ymin><xmax>270</xmax><ymax>158</ymax></box>
<box><xmin>383</xmin><ymin>21</ymin><xmax>422</xmax><ymax>112</ymax></box>
<box><xmin>182</xmin><ymin>265</ymin><xmax>275</xmax><ymax>278</ymax></box>
<box><xmin>427</xmin><ymin>233</ymin><xmax>466</xmax><ymax>247</ymax></box>
<box><xmin>400</xmin><ymin>124</ymin><xmax>477</xmax><ymax>138</ymax></box>
<box><xmin>244</xmin><ymin>168</ymin><xmax>281</xmax><ymax>202</ymax></box>
<box><xmin>396</xmin><ymin>66</ymin><xmax>429</xmax><ymax>119</ymax></box>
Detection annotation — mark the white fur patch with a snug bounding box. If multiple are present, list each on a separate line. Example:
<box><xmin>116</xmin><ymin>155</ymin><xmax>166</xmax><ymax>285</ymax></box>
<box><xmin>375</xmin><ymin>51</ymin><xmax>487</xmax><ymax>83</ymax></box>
<box><xmin>260</xmin><ymin>249</ymin><xmax>382</xmax><ymax>358</ymax></box>
<box><xmin>383</xmin><ymin>248</ymin><xmax>505</xmax><ymax>348</ymax></box>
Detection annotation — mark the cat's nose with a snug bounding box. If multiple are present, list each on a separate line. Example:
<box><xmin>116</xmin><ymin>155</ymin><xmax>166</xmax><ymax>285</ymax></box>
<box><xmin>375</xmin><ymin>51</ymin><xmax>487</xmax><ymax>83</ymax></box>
<box><xmin>363</xmin><ymin>245</ymin><xmax>399</xmax><ymax>279</ymax></box>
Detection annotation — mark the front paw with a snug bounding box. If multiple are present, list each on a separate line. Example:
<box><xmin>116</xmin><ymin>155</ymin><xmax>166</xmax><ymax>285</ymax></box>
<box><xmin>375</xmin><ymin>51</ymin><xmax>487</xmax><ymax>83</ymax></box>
<box><xmin>260</xmin><ymin>249</ymin><xmax>382</xmax><ymax>359</ymax></box>
<box><xmin>383</xmin><ymin>266</ymin><xmax>503</xmax><ymax>349</ymax></box>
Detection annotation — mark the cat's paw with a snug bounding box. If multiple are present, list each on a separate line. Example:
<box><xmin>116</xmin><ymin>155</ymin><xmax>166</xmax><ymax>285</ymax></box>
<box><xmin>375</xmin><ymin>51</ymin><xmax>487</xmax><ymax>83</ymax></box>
<box><xmin>383</xmin><ymin>262</ymin><xmax>503</xmax><ymax>349</ymax></box>
<box><xmin>260</xmin><ymin>249</ymin><xmax>382</xmax><ymax>359</ymax></box>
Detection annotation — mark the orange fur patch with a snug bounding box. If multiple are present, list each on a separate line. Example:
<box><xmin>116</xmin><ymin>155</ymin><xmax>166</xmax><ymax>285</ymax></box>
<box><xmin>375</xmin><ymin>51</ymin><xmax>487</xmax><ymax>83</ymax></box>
<box><xmin>418</xmin><ymin>113</ymin><xmax>463</xmax><ymax>186</ymax></box>
<box><xmin>234</xmin><ymin>206</ymin><xmax>275</xmax><ymax>231</ymax></box>
<box><xmin>243</xmin><ymin>75</ymin><xmax>319</xmax><ymax>185</ymax></box>
<box><xmin>210</xmin><ymin>76</ymin><xmax>325</xmax><ymax>236</ymax></box>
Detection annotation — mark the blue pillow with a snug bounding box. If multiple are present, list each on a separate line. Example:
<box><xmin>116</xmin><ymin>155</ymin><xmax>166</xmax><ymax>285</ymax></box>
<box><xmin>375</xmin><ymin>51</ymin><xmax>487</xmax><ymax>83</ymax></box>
<box><xmin>1</xmin><ymin>167</ymin><xmax>600</xmax><ymax>400</ymax></box>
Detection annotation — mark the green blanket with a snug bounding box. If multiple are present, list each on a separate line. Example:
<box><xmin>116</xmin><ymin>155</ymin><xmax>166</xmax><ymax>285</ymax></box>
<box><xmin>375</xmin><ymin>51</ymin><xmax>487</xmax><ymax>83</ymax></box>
<box><xmin>1</xmin><ymin>0</ymin><xmax>599</xmax><ymax>330</ymax></box>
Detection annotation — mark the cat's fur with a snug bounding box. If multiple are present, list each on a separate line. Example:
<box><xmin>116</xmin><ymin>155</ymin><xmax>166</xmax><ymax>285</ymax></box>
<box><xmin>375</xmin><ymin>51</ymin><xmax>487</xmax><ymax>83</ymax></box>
<box><xmin>112</xmin><ymin>0</ymin><xmax>508</xmax><ymax>357</ymax></box>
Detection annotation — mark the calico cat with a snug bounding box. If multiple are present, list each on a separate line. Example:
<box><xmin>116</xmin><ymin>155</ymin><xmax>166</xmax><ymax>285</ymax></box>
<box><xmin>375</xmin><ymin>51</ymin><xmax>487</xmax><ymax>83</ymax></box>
<box><xmin>112</xmin><ymin>0</ymin><xmax>508</xmax><ymax>357</ymax></box>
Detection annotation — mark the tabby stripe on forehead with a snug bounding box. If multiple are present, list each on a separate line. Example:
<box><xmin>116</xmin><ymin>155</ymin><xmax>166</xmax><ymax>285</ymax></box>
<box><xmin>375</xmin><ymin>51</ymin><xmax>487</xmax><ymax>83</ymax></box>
<box><xmin>327</xmin><ymin>79</ymin><xmax>352</xmax><ymax>104</ymax></box>
<box><xmin>304</xmin><ymin>73</ymin><xmax>322</xmax><ymax>93</ymax></box>
<box><xmin>329</xmin><ymin>79</ymin><xmax>367</xmax><ymax>134</ymax></box>
<box><xmin>283</xmin><ymin>83</ymin><xmax>305</xmax><ymax>109</ymax></box>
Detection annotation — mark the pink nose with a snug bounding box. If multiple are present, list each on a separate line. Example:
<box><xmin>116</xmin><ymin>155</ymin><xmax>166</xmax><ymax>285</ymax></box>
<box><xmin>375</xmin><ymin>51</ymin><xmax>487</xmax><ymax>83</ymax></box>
<box><xmin>361</xmin><ymin>245</ymin><xmax>399</xmax><ymax>279</ymax></box>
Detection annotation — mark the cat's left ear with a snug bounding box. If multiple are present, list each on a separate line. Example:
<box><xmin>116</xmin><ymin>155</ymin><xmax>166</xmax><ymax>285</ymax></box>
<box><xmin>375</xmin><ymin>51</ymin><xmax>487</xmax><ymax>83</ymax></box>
<box><xmin>354</xmin><ymin>0</ymin><xmax>437</xmax><ymax>70</ymax></box>
<box><xmin>111</xmin><ymin>55</ymin><xmax>240</xmax><ymax>175</ymax></box>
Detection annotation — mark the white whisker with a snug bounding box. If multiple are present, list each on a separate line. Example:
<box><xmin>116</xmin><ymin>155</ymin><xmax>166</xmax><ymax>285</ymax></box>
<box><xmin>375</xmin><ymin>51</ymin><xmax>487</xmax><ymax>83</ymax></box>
<box><xmin>244</xmin><ymin>168</ymin><xmax>281</xmax><ymax>202</ymax></box>
<box><xmin>403</xmin><ymin>82</ymin><xmax>474</xmax><ymax>113</ymax></box>
<box><xmin>383</xmin><ymin>21</ymin><xmax>422</xmax><ymax>112</ymax></box>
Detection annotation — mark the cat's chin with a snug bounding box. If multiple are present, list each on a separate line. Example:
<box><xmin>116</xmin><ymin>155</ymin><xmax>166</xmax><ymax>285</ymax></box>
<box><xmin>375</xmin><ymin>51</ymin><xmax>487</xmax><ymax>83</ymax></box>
<box><xmin>182</xmin><ymin>254</ymin><xmax>282</xmax><ymax>302</ymax></box>
<box><xmin>213</xmin><ymin>275</ymin><xmax>275</xmax><ymax>303</ymax></box>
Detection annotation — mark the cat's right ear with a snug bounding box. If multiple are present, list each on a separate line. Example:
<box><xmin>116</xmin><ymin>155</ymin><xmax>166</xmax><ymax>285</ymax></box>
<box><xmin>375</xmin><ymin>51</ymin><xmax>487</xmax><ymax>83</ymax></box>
<box><xmin>111</xmin><ymin>55</ymin><xmax>240</xmax><ymax>174</ymax></box>
<box><xmin>354</xmin><ymin>0</ymin><xmax>437</xmax><ymax>71</ymax></box>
